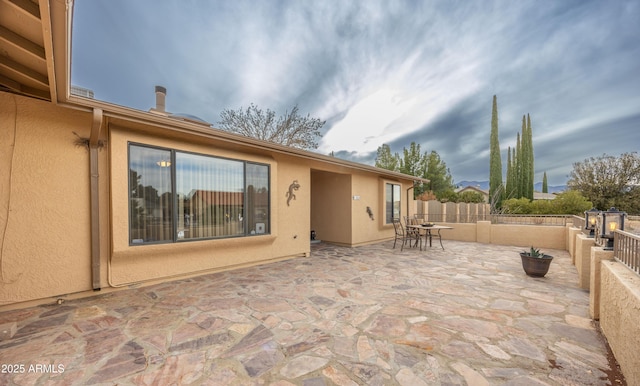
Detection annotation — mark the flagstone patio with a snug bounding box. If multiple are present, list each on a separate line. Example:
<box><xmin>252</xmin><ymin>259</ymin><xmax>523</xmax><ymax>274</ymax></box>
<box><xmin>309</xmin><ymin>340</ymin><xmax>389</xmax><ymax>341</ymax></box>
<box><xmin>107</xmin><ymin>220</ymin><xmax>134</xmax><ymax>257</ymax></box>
<box><xmin>0</xmin><ymin>241</ymin><xmax>625</xmax><ymax>385</ymax></box>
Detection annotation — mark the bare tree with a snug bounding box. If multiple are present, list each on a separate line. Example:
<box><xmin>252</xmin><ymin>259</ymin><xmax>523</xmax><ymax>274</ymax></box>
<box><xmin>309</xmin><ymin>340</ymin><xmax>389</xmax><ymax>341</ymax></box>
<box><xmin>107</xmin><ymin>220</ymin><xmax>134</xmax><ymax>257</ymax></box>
<box><xmin>217</xmin><ymin>104</ymin><xmax>325</xmax><ymax>150</ymax></box>
<box><xmin>567</xmin><ymin>152</ymin><xmax>640</xmax><ymax>210</ymax></box>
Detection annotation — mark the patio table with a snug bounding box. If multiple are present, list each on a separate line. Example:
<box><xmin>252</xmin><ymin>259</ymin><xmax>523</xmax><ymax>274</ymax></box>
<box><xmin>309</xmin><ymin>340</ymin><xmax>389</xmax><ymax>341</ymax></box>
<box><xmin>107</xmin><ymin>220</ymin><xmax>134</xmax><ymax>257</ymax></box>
<box><xmin>406</xmin><ymin>224</ymin><xmax>453</xmax><ymax>250</ymax></box>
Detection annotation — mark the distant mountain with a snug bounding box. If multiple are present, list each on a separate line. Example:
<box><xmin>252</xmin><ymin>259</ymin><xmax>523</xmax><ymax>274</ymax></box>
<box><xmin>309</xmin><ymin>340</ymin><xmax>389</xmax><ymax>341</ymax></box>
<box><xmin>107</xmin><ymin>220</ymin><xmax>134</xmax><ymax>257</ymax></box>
<box><xmin>456</xmin><ymin>180</ymin><xmax>567</xmax><ymax>194</ymax></box>
<box><xmin>534</xmin><ymin>182</ymin><xmax>567</xmax><ymax>194</ymax></box>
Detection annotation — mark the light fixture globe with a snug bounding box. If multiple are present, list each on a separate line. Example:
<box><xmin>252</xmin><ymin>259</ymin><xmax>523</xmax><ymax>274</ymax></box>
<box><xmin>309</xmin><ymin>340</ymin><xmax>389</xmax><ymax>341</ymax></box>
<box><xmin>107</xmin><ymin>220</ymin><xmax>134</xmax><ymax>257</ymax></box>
<box><xmin>598</xmin><ymin>207</ymin><xmax>626</xmax><ymax>250</ymax></box>
<box><xmin>584</xmin><ymin>208</ymin><xmax>599</xmax><ymax>237</ymax></box>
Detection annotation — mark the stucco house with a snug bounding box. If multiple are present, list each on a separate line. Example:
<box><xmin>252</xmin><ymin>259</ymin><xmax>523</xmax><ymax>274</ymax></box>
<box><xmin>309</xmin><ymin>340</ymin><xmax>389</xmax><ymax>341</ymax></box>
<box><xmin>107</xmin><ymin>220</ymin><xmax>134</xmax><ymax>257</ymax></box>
<box><xmin>0</xmin><ymin>1</ymin><xmax>427</xmax><ymax>307</ymax></box>
<box><xmin>455</xmin><ymin>185</ymin><xmax>489</xmax><ymax>202</ymax></box>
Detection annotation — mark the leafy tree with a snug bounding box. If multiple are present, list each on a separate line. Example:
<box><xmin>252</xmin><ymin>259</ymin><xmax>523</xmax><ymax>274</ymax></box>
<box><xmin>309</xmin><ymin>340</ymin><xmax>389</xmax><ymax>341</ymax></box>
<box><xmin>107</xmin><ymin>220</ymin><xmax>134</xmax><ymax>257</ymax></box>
<box><xmin>459</xmin><ymin>191</ymin><xmax>485</xmax><ymax>203</ymax></box>
<box><xmin>489</xmin><ymin>95</ymin><xmax>504</xmax><ymax>210</ymax></box>
<box><xmin>218</xmin><ymin>104</ymin><xmax>325</xmax><ymax>150</ymax></box>
<box><xmin>424</xmin><ymin>150</ymin><xmax>455</xmax><ymax>199</ymax></box>
<box><xmin>542</xmin><ymin>172</ymin><xmax>548</xmax><ymax>193</ymax></box>
<box><xmin>399</xmin><ymin>142</ymin><xmax>428</xmax><ymax>196</ymax></box>
<box><xmin>375</xmin><ymin>143</ymin><xmax>454</xmax><ymax>200</ymax></box>
<box><xmin>438</xmin><ymin>190</ymin><xmax>459</xmax><ymax>203</ymax></box>
<box><xmin>550</xmin><ymin>190</ymin><xmax>592</xmax><ymax>215</ymax></box>
<box><xmin>375</xmin><ymin>144</ymin><xmax>400</xmax><ymax>172</ymax></box>
<box><xmin>567</xmin><ymin>152</ymin><xmax>640</xmax><ymax>211</ymax></box>
<box><xmin>614</xmin><ymin>186</ymin><xmax>640</xmax><ymax>215</ymax></box>
<box><xmin>399</xmin><ymin>142</ymin><xmax>425</xmax><ymax>178</ymax></box>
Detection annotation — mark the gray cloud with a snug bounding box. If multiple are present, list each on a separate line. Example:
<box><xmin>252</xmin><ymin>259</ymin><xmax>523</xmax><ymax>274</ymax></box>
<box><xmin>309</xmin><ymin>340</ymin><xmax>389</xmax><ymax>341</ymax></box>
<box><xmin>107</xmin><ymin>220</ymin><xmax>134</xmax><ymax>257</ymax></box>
<box><xmin>72</xmin><ymin>0</ymin><xmax>640</xmax><ymax>186</ymax></box>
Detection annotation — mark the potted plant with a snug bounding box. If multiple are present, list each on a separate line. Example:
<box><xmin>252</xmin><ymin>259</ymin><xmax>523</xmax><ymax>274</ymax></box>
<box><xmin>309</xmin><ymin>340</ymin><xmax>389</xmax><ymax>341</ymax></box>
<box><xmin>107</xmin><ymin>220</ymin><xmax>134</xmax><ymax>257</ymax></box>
<box><xmin>520</xmin><ymin>247</ymin><xmax>553</xmax><ymax>277</ymax></box>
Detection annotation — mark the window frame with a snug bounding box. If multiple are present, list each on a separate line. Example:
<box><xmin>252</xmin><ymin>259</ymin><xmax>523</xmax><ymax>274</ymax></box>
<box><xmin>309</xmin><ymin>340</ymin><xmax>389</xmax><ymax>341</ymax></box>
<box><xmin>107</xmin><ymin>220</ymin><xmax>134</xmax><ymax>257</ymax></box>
<box><xmin>128</xmin><ymin>142</ymin><xmax>271</xmax><ymax>245</ymax></box>
<box><xmin>385</xmin><ymin>182</ymin><xmax>401</xmax><ymax>224</ymax></box>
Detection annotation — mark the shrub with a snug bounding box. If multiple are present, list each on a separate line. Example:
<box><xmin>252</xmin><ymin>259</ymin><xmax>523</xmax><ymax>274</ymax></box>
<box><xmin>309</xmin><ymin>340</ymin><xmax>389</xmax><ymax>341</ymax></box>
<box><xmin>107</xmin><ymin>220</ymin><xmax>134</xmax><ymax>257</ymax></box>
<box><xmin>502</xmin><ymin>198</ymin><xmax>532</xmax><ymax>214</ymax></box>
<box><xmin>551</xmin><ymin>190</ymin><xmax>592</xmax><ymax>215</ymax></box>
<box><xmin>502</xmin><ymin>190</ymin><xmax>592</xmax><ymax>215</ymax></box>
<box><xmin>458</xmin><ymin>191</ymin><xmax>485</xmax><ymax>203</ymax></box>
<box><xmin>438</xmin><ymin>190</ymin><xmax>459</xmax><ymax>203</ymax></box>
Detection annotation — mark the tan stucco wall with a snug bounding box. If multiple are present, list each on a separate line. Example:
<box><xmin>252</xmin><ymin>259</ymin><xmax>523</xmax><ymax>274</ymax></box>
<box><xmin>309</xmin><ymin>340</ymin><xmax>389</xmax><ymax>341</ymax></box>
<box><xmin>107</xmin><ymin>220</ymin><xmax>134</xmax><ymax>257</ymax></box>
<box><xmin>477</xmin><ymin>221</ymin><xmax>491</xmax><ymax>244</ymax></box>
<box><xmin>309</xmin><ymin>172</ymin><xmax>414</xmax><ymax>247</ymax></box>
<box><xmin>567</xmin><ymin>226</ymin><xmax>581</xmax><ymax>262</ymax></box>
<box><xmin>575</xmin><ymin>234</ymin><xmax>596</xmax><ymax>290</ymax></box>
<box><xmin>350</xmin><ymin>174</ymin><xmax>387</xmax><ymax>246</ymax></box>
<box><xmin>310</xmin><ymin>170</ymin><xmax>352</xmax><ymax>244</ymax></box>
<box><xmin>0</xmin><ymin>92</ymin><xmax>97</xmax><ymax>304</ymax></box>
<box><xmin>490</xmin><ymin>224</ymin><xmax>566</xmax><ymax>250</ymax></box>
<box><xmin>589</xmin><ymin>247</ymin><xmax>614</xmax><ymax>320</ymax></box>
<box><xmin>599</xmin><ymin>260</ymin><xmax>640</xmax><ymax>386</ymax></box>
<box><xmin>412</xmin><ymin>221</ymin><xmax>566</xmax><ymax>250</ymax></box>
<box><xmin>109</xmin><ymin>127</ymin><xmax>313</xmax><ymax>286</ymax></box>
<box><xmin>436</xmin><ymin>222</ymin><xmax>477</xmax><ymax>243</ymax></box>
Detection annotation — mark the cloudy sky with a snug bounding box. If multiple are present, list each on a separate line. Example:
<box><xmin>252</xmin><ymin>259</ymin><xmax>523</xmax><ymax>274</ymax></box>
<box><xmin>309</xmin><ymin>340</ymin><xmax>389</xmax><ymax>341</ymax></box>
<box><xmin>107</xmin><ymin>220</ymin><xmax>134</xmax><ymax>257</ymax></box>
<box><xmin>71</xmin><ymin>0</ymin><xmax>640</xmax><ymax>186</ymax></box>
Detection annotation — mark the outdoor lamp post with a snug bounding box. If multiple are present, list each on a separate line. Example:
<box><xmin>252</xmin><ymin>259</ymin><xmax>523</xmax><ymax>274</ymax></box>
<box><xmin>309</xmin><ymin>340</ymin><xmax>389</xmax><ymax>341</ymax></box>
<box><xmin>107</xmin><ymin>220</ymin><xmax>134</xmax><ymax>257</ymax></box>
<box><xmin>584</xmin><ymin>208</ymin><xmax>599</xmax><ymax>237</ymax></box>
<box><xmin>598</xmin><ymin>207</ymin><xmax>626</xmax><ymax>250</ymax></box>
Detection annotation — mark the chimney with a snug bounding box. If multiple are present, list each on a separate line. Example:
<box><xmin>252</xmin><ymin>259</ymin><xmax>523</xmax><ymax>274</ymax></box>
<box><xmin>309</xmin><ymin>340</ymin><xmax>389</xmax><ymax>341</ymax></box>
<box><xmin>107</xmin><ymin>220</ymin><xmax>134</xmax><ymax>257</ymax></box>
<box><xmin>155</xmin><ymin>85</ymin><xmax>167</xmax><ymax>112</ymax></box>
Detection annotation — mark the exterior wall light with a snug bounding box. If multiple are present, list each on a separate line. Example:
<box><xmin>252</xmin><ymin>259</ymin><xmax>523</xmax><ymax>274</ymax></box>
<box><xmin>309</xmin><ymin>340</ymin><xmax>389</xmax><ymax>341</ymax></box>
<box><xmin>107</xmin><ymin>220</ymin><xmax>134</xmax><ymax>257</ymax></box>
<box><xmin>597</xmin><ymin>207</ymin><xmax>626</xmax><ymax>250</ymax></box>
<box><xmin>584</xmin><ymin>208</ymin><xmax>599</xmax><ymax>237</ymax></box>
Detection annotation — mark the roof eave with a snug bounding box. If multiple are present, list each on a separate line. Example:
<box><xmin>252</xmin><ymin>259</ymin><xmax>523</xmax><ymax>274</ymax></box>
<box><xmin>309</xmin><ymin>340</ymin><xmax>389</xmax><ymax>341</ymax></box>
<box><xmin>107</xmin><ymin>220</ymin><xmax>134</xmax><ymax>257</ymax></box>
<box><xmin>47</xmin><ymin>0</ymin><xmax>428</xmax><ymax>186</ymax></box>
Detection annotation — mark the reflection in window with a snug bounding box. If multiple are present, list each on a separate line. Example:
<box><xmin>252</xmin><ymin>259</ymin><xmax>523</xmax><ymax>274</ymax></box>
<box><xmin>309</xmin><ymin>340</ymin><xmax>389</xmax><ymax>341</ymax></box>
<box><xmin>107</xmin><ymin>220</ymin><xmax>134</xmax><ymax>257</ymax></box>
<box><xmin>246</xmin><ymin>163</ymin><xmax>270</xmax><ymax>235</ymax></box>
<box><xmin>129</xmin><ymin>144</ymin><xmax>270</xmax><ymax>244</ymax></box>
<box><xmin>177</xmin><ymin>153</ymin><xmax>244</xmax><ymax>239</ymax></box>
<box><xmin>385</xmin><ymin>183</ymin><xmax>401</xmax><ymax>224</ymax></box>
<box><xmin>129</xmin><ymin>146</ymin><xmax>173</xmax><ymax>243</ymax></box>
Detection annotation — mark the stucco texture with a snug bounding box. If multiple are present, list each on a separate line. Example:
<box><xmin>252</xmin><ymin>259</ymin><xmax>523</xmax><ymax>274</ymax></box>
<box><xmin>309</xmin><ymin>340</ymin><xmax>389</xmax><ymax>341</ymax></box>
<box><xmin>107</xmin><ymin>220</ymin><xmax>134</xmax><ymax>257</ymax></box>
<box><xmin>0</xmin><ymin>93</ymin><xmax>94</xmax><ymax>304</ymax></box>
<box><xmin>108</xmin><ymin>127</ymin><xmax>314</xmax><ymax>286</ymax></box>
<box><xmin>599</xmin><ymin>261</ymin><xmax>640</xmax><ymax>386</ymax></box>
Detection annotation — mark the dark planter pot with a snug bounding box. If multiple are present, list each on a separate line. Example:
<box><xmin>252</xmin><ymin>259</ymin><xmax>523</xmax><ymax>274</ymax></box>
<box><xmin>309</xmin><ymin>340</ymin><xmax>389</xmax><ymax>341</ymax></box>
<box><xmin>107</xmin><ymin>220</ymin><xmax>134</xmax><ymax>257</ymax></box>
<box><xmin>520</xmin><ymin>253</ymin><xmax>553</xmax><ymax>277</ymax></box>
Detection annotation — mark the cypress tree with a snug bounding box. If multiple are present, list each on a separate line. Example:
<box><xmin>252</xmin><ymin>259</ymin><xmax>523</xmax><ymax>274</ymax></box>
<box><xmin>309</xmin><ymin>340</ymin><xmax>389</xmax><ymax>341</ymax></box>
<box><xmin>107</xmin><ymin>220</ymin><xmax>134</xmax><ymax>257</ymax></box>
<box><xmin>489</xmin><ymin>95</ymin><xmax>504</xmax><ymax>210</ymax></box>
<box><xmin>526</xmin><ymin>114</ymin><xmax>534</xmax><ymax>200</ymax></box>
<box><xmin>520</xmin><ymin>115</ymin><xmax>529</xmax><ymax>200</ymax></box>
<box><xmin>505</xmin><ymin>147</ymin><xmax>513</xmax><ymax>199</ymax></box>
<box><xmin>511</xmin><ymin>114</ymin><xmax>536</xmax><ymax>200</ymax></box>
<box><xmin>542</xmin><ymin>171</ymin><xmax>548</xmax><ymax>193</ymax></box>
<box><xmin>516</xmin><ymin>131</ymin><xmax>523</xmax><ymax>198</ymax></box>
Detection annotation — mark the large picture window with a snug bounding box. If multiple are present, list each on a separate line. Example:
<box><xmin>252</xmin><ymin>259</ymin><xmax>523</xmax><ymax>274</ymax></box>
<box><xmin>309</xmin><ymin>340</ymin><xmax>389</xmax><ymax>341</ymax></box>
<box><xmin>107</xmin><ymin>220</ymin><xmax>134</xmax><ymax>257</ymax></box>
<box><xmin>385</xmin><ymin>183</ymin><xmax>401</xmax><ymax>224</ymax></box>
<box><xmin>129</xmin><ymin>143</ymin><xmax>270</xmax><ymax>244</ymax></box>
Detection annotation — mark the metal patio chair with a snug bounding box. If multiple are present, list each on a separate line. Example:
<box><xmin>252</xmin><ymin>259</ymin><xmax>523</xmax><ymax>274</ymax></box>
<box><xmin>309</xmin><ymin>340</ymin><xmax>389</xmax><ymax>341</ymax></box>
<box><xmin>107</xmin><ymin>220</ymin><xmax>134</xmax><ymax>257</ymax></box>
<box><xmin>392</xmin><ymin>218</ymin><xmax>422</xmax><ymax>251</ymax></box>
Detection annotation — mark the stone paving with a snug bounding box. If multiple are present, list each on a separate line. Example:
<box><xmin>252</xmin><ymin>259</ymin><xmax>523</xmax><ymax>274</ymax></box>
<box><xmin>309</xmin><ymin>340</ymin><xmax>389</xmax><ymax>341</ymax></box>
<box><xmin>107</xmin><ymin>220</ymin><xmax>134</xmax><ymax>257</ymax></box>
<box><xmin>0</xmin><ymin>240</ymin><xmax>625</xmax><ymax>385</ymax></box>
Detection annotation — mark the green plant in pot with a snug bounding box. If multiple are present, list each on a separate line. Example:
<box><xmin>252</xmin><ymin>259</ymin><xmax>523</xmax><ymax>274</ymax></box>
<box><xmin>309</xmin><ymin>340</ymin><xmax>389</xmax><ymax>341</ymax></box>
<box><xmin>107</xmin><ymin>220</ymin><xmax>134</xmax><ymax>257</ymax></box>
<box><xmin>520</xmin><ymin>247</ymin><xmax>553</xmax><ymax>277</ymax></box>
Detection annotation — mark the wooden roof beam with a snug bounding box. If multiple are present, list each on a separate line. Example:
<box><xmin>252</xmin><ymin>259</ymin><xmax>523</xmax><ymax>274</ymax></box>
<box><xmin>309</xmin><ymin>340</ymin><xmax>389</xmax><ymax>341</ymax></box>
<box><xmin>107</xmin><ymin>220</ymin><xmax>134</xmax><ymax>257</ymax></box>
<box><xmin>0</xmin><ymin>54</ymin><xmax>49</xmax><ymax>87</ymax></box>
<box><xmin>0</xmin><ymin>72</ymin><xmax>50</xmax><ymax>99</ymax></box>
<box><xmin>0</xmin><ymin>25</ymin><xmax>46</xmax><ymax>61</ymax></box>
<box><xmin>6</xmin><ymin>0</ymin><xmax>41</xmax><ymax>22</ymax></box>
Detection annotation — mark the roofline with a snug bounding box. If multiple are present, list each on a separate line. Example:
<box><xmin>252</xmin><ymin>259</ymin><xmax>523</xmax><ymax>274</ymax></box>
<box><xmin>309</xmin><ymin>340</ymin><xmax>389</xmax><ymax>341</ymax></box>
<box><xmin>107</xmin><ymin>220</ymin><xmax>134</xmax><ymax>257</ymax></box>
<box><xmin>66</xmin><ymin>96</ymin><xmax>429</xmax><ymax>184</ymax></box>
<box><xmin>49</xmin><ymin>0</ymin><xmax>428</xmax><ymax>185</ymax></box>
